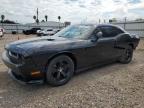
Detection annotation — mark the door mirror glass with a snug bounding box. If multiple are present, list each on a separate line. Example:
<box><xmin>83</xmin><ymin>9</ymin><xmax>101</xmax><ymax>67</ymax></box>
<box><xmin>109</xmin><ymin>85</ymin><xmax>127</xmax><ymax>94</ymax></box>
<box><xmin>91</xmin><ymin>30</ymin><xmax>103</xmax><ymax>42</ymax></box>
<box><xmin>96</xmin><ymin>31</ymin><xmax>103</xmax><ymax>38</ymax></box>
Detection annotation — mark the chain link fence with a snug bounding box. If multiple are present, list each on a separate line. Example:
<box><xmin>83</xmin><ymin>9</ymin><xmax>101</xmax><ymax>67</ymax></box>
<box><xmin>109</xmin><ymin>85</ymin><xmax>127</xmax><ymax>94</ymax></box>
<box><xmin>110</xmin><ymin>21</ymin><xmax>144</xmax><ymax>37</ymax></box>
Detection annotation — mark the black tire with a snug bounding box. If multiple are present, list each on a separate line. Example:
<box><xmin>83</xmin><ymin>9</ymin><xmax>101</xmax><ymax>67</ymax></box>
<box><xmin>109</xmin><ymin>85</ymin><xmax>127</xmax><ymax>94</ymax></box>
<box><xmin>46</xmin><ymin>55</ymin><xmax>74</xmax><ymax>86</ymax></box>
<box><xmin>119</xmin><ymin>46</ymin><xmax>133</xmax><ymax>64</ymax></box>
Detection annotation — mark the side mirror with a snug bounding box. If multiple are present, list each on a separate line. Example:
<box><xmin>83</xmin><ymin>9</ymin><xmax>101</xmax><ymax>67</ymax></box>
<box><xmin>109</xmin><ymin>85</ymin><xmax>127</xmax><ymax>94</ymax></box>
<box><xmin>96</xmin><ymin>31</ymin><xmax>103</xmax><ymax>39</ymax></box>
<box><xmin>91</xmin><ymin>31</ymin><xmax>103</xmax><ymax>42</ymax></box>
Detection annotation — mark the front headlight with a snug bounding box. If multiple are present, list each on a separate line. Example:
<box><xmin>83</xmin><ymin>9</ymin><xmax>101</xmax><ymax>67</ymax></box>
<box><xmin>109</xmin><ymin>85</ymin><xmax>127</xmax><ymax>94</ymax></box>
<box><xmin>9</xmin><ymin>51</ymin><xmax>19</xmax><ymax>59</ymax></box>
<box><xmin>8</xmin><ymin>51</ymin><xmax>25</xmax><ymax>60</ymax></box>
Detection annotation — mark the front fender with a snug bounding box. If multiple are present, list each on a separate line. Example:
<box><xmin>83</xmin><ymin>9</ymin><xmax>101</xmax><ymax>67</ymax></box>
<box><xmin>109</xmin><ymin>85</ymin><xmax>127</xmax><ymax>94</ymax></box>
<box><xmin>31</xmin><ymin>51</ymin><xmax>77</xmax><ymax>73</ymax></box>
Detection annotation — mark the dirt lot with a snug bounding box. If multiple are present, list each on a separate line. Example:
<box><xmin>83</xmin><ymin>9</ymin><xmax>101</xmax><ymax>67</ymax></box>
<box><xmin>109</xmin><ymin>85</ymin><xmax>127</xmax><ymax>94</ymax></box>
<box><xmin>0</xmin><ymin>34</ymin><xmax>144</xmax><ymax>108</ymax></box>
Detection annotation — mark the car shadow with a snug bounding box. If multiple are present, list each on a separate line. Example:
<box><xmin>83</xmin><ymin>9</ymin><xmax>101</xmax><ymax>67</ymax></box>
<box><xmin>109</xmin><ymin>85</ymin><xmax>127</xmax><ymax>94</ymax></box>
<box><xmin>0</xmin><ymin>60</ymin><xmax>137</xmax><ymax>108</ymax></box>
<box><xmin>0</xmin><ymin>61</ymin><xmax>133</xmax><ymax>92</ymax></box>
<box><xmin>75</xmin><ymin>61</ymin><xmax>120</xmax><ymax>76</ymax></box>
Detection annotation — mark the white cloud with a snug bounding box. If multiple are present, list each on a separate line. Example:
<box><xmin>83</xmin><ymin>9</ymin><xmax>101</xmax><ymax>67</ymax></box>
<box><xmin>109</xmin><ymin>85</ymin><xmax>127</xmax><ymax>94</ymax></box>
<box><xmin>0</xmin><ymin>0</ymin><xmax>144</xmax><ymax>24</ymax></box>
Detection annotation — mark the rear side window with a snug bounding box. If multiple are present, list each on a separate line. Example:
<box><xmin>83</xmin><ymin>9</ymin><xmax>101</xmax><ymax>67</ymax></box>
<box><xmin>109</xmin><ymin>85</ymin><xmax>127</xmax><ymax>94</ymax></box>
<box><xmin>100</xmin><ymin>26</ymin><xmax>124</xmax><ymax>37</ymax></box>
<box><xmin>32</xmin><ymin>28</ymin><xmax>40</xmax><ymax>30</ymax></box>
<box><xmin>47</xmin><ymin>29</ymin><xmax>53</xmax><ymax>31</ymax></box>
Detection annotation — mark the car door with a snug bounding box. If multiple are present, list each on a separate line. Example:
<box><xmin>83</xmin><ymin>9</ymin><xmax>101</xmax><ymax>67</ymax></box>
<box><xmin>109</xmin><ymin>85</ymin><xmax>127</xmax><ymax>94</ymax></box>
<box><xmin>86</xmin><ymin>26</ymin><xmax>121</xmax><ymax>65</ymax></box>
<box><xmin>99</xmin><ymin>26</ymin><xmax>121</xmax><ymax>60</ymax></box>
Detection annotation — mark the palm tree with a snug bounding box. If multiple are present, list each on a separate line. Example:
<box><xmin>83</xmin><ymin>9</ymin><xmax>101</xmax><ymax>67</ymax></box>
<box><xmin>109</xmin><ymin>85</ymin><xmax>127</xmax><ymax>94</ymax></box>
<box><xmin>1</xmin><ymin>15</ymin><xmax>5</xmax><ymax>22</ymax></box>
<box><xmin>33</xmin><ymin>15</ymin><xmax>36</xmax><ymax>22</ymax></box>
<box><xmin>36</xmin><ymin>19</ymin><xmax>39</xmax><ymax>24</ymax></box>
<box><xmin>58</xmin><ymin>16</ymin><xmax>61</xmax><ymax>29</ymax></box>
<box><xmin>1</xmin><ymin>15</ymin><xmax>5</xmax><ymax>28</ymax></box>
<box><xmin>45</xmin><ymin>15</ymin><xmax>48</xmax><ymax>22</ymax></box>
<box><xmin>41</xmin><ymin>20</ymin><xmax>45</xmax><ymax>22</ymax></box>
<box><xmin>58</xmin><ymin>16</ymin><xmax>61</xmax><ymax>22</ymax></box>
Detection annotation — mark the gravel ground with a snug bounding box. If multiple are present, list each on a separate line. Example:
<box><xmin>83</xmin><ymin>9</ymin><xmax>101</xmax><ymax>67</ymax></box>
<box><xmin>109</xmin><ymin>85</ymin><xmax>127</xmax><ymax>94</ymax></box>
<box><xmin>0</xmin><ymin>34</ymin><xmax>144</xmax><ymax>108</ymax></box>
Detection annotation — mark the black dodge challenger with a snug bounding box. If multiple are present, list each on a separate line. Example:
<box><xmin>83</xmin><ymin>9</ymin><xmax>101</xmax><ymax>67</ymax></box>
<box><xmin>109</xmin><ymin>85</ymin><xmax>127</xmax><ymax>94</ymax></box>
<box><xmin>2</xmin><ymin>24</ymin><xmax>140</xmax><ymax>86</ymax></box>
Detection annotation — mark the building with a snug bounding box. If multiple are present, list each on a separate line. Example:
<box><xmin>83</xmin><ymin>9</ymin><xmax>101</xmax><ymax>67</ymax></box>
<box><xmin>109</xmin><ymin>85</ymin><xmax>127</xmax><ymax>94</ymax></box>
<box><xmin>0</xmin><ymin>21</ymin><xmax>68</xmax><ymax>34</ymax></box>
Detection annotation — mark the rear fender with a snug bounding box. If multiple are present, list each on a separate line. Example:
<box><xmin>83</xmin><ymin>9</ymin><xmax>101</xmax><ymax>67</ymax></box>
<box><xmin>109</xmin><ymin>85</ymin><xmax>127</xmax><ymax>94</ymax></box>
<box><xmin>115</xmin><ymin>33</ymin><xmax>131</xmax><ymax>49</ymax></box>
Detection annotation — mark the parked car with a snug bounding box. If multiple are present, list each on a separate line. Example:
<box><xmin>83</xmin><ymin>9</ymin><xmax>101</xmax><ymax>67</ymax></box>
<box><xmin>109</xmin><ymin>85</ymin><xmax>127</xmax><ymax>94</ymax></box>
<box><xmin>12</xmin><ymin>30</ymin><xmax>17</xmax><ymax>34</ymax></box>
<box><xmin>2</xmin><ymin>24</ymin><xmax>140</xmax><ymax>86</ymax></box>
<box><xmin>23</xmin><ymin>28</ymin><xmax>41</xmax><ymax>35</ymax></box>
<box><xmin>53</xmin><ymin>29</ymin><xmax>61</xmax><ymax>33</ymax></box>
<box><xmin>36</xmin><ymin>29</ymin><xmax>42</xmax><ymax>34</ymax></box>
<box><xmin>44</xmin><ymin>29</ymin><xmax>55</xmax><ymax>36</ymax></box>
<box><xmin>37</xmin><ymin>28</ymin><xmax>56</xmax><ymax>36</ymax></box>
<box><xmin>36</xmin><ymin>29</ymin><xmax>44</xmax><ymax>36</ymax></box>
<box><xmin>0</xmin><ymin>28</ymin><xmax>4</xmax><ymax>38</ymax></box>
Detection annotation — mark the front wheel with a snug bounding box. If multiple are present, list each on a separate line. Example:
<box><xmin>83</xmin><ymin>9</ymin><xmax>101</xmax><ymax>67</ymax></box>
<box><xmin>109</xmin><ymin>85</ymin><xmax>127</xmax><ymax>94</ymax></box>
<box><xmin>119</xmin><ymin>46</ymin><xmax>133</xmax><ymax>64</ymax></box>
<box><xmin>46</xmin><ymin>55</ymin><xmax>74</xmax><ymax>86</ymax></box>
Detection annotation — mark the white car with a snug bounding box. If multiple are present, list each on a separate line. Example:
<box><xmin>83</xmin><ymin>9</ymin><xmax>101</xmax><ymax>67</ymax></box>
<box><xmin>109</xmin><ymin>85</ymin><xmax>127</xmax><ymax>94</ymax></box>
<box><xmin>36</xmin><ymin>29</ymin><xmax>42</xmax><ymax>34</ymax></box>
<box><xmin>0</xmin><ymin>28</ymin><xmax>4</xmax><ymax>37</ymax></box>
<box><xmin>36</xmin><ymin>29</ymin><xmax>43</xmax><ymax>36</ymax></box>
<box><xmin>37</xmin><ymin>29</ymin><xmax>56</xmax><ymax>36</ymax></box>
<box><xmin>43</xmin><ymin>29</ymin><xmax>56</xmax><ymax>36</ymax></box>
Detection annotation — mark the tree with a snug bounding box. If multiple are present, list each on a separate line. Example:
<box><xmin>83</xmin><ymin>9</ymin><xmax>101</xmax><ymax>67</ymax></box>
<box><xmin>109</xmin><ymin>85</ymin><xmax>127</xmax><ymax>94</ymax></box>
<box><xmin>1</xmin><ymin>15</ymin><xmax>5</xmax><ymax>28</ymax></box>
<box><xmin>135</xmin><ymin>18</ymin><xmax>144</xmax><ymax>22</ymax></box>
<box><xmin>109</xmin><ymin>18</ymin><xmax>117</xmax><ymax>23</ymax></box>
<box><xmin>33</xmin><ymin>15</ymin><xmax>39</xmax><ymax>24</ymax></box>
<box><xmin>1</xmin><ymin>15</ymin><xmax>5</xmax><ymax>22</ymax></box>
<box><xmin>33</xmin><ymin>15</ymin><xmax>36</xmax><ymax>22</ymax></box>
<box><xmin>41</xmin><ymin>20</ymin><xmax>45</xmax><ymax>22</ymax></box>
<box><xmin>58</xmin><ymin>16</ymin><xmax>61</xmax><ymax>22</ymax></box>
<box><xmin>45</xmin><ymin>15</ymin><xmax>48</xmax><ymax>22</ymax></box>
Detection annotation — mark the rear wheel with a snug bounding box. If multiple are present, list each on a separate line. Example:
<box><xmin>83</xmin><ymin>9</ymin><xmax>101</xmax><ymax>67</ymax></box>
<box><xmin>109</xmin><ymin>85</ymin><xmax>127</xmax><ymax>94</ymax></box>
<box><xmin>119</xmin><ymin>46</ymin><xmax>133</xmax><ymax>64</ymax></box>
<box><xmin>46</xmin><ymin>55</ymin><xmax>74</xmax><ymax>86</ymax></box>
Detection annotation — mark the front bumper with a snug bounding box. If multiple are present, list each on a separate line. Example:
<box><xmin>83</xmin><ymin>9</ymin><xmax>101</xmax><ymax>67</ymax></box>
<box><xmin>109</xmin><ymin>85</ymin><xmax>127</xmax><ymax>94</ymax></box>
<box><xmin>8</xmin><ymin>70</ymin><xmax>43</xmax><ymax>84</ymax></box>
<box><xmin>2</xmin><ymin>51</ymin><xmax>44</xmax><ymax>84</ymax></box>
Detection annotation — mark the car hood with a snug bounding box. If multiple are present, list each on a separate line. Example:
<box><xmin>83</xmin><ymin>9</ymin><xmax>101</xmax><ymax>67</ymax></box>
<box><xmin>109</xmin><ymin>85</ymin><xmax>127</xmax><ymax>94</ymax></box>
<box><xmin>6</xmin><ymin>36</ymin><xmax>90</xmax><ymax>57</ymax></box>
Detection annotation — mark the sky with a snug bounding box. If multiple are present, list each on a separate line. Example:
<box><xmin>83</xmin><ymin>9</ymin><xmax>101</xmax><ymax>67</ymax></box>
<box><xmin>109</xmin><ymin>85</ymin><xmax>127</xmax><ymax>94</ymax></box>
<box><xmin>0</xmin><ymin>0</ymin><xmax>144</xmax><ymax>24</ymax></box>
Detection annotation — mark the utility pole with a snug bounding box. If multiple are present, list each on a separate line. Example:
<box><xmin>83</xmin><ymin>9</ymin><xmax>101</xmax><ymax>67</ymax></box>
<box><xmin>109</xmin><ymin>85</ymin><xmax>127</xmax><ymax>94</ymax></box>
<box><xmin>99</xmin><ymin>19</ymin><xmax>101</xmax><ymax>24</ymax></box>
<box><xmin>124</xmin><ymin>17</ymin><xmax>127</xmax><ymax>30</ymax></box>
<box><xmin>36</xmin><ymin>8</ymin><xmax>39</xmax><ymax>25</ymax></box>
<box><xmin>16</xmin><ymin>20</ymin><xmax>18</xmax><ymax>33</ymax></box>
<box><xmin>104</xmin><ymin>19</ymin><xmax>106</xmax><ymax>23</ymax></box>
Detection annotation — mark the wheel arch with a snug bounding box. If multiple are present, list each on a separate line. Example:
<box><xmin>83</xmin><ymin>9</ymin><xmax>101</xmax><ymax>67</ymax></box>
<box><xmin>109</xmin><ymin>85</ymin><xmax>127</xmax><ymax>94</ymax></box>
<box><xmin>46</xmin><ymin>51</ymin><xmax>77</xmax><ymax>72</ymax></box>
<box><xmin>128</xmin><ymin>43</ymin><xmax>134</xmax><ymax>49</ymax></box>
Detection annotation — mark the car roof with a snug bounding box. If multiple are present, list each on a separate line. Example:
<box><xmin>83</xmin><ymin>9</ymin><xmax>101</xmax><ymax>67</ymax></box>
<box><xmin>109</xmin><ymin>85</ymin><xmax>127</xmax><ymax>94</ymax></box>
<box><xmin>98</xmin><ymin>24</ymin><xmax>126</xmax><ymax>32</ymax></box>
<box><xmin>74</xmin><ymin>23</ymin><xmax>126</xmax><ymax>33</ymax></box>
<box><xmin>97</xmin><ymin>24</ymin><xmax>120</xmax><ymax>28</ymax></box>
<box><xmin>74</xmin><ymin>23</ymin><xmax>120</xmax><ymax>28</ymax></box>
<box><xmin>75</xmin><ymin>23</ymin><xmax>96</xmax><ymax>26</ymax></box>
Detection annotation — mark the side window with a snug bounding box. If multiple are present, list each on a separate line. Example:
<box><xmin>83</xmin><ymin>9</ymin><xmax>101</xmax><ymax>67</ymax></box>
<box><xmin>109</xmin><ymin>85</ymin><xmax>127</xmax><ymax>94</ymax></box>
<box><xmin>100</xmin><ymin>26</ymin><xmax>124</xmax><ymax>37</ymax></box>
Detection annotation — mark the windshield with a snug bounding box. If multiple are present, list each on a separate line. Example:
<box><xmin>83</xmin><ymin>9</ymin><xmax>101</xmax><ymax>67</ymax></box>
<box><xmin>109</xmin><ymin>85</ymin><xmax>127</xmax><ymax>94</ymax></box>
<box><xmin>54</xmin><ymin>25</ymin><xmax>94</xmax><ymax>39</ymax></box>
